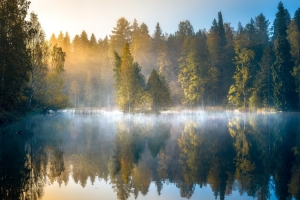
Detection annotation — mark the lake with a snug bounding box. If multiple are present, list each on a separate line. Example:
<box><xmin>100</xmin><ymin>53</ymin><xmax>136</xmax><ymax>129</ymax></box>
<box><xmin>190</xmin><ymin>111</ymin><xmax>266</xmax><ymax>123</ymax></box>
<box><xmin>0</xmin><ymin>111</ymin><xmax>299</xmax><ymax>200</ymax></box>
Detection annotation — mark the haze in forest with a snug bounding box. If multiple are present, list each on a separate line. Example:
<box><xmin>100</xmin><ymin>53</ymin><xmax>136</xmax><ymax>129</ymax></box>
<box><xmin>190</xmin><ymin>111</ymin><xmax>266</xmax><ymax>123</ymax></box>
<box><xmin>1</xmin><ymin>0</ymin><xmax>300</xmax><ymax>121</ymax></box>
<box><xmin>28</xmin><ymin>0</ymin><xmax>298</xmax><ymax>40</ymax></box>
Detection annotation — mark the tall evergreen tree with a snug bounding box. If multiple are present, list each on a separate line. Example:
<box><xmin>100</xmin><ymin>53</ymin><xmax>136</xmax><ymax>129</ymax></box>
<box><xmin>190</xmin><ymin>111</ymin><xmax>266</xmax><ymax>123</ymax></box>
<box><xmin>255</xmin><ymin>45</ymin><xmax>275</xmax><ymax>108</ymax></box>
<box><xmin>0</xmin><ymin>0</ymin><xmax>31</xmax><ymax>116</ymax></box>
<box><xmin>153</xmin><ymin>22</ymin><xmax>163</xmax><ymax>47</ymax></box>
<box><xmin>176</xmin><ymin>20</ymin><xmax>194</xmax><ymax>41</ymax></box>
<box><xmin>157</xmin><ymin>41</ymin><xmax>172</xmax><ymax>82</ymax></box>
<box><xmin>217</xmin><ymin>12</ymin><xmax>226</xmax><ymax>47</ymax></box>
<box><xmin>113</xmin><ymin>43</ymin><xmax>146</xmax><ymax>113</ymax></box>
<box><xmin>72</xmin><ymin>34</ymin><xmax>81</xmax><ymax>54</ymax></box>
<box><xmin>109</xmin><ymin>18</ymin><xmax>132</xmax><ymax>57</ymax></box>
<box><xmin>289</xmin><ymin>10</ymin><xmax>300</xmax><ymax>106</ymax></box>
<box><xmin>272</xmin><ymin>2</ymin><xmax>291</xmax><ymax>40</ymax></box>
<box><xmin>63</xmin><ymin>32</ymin><xmax>71</xmax><ymax>56</ymax></box>
<box><xmin>255</xmin><ymin>14</ymin><xmax>270</xmax><ymax>46</ymax></box>
<box><xmin>272</xmin><ymin>2</ymin><xmax>298</xmax><ymax>110</ymax></box>
<box><xmin>37</xmin><ymin>45</ymin><xmax>69</xmax><ymax>111</ymax></box>
<box><xmin>57</xmin><ymin>31</ymin><xmax>64</xmax><ymax>47</ymax></box>
<box><xmin>27</xmin><ymin>12</ymin><xmax>48</xmax><ymax>108</ymax></box>
<box><xmin>131</xmin><ymin>22</ymin><xmax>152</xmax><ymax>75</ymax></box>
<box><xmin>178</xmin><ymin>37</ymin><xmax>208</xmax><ymax>107</ymax></box>
<box><xmin>147</xmin><ymin>69</ymin><xmax>171</xmax><ymax>112</ymax></box>
<box><xmin>89</xmin><ymin>33</ymin><xmax>97</xmax><ymax>48</ymax></box>
<box><xmin>49</xmin><ymin>33</ymin><xmax>57</xmax><ymax>46</ymax></box>
<box><xmin>228</xmin><ymin>49</ymin><xmax>254</xmax><ymax>108</ymax></box>
<box><xmin>211</xmin><ymin>19</ymin><xmax>218</xmax><ymax>32</ymax></box>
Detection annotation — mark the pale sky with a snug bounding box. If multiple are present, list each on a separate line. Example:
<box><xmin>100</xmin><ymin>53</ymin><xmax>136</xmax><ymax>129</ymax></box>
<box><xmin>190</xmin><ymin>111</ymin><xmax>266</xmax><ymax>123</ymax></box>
<box><xmin>28</xmin><ymin>0</ymin><xmax>299</xmax><ymax>40</ymax></box>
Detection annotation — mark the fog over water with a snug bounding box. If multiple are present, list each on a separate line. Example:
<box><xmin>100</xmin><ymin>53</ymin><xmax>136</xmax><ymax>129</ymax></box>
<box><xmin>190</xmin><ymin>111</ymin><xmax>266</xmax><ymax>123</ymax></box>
<box><xmin>0</xmin><ymin>111</ymin><xmax>299</xmax><ymax>200</ymax></box>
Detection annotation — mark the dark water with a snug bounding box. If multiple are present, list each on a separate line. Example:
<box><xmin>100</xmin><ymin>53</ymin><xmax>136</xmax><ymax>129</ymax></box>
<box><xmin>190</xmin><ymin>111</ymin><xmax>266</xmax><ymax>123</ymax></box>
<box><xmin>0</xmin><ymin>111</ymin><xmax>299</xmax><ymax>200</ymax></box>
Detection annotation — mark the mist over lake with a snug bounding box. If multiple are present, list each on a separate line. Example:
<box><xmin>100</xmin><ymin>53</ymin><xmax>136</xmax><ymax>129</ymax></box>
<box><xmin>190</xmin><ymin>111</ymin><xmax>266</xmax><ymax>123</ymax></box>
<box><xmin>1</xmin><ymin>111</ymin><xmax>299</xmax><ymax>200</ymax></box>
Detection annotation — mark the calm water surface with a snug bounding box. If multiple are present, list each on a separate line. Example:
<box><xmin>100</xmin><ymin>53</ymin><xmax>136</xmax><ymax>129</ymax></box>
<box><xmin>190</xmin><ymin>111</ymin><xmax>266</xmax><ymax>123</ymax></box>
<box><xmin>0</xmin><ymin>111</ymin><xmax>299</xmax><ymax>200</ymax></box>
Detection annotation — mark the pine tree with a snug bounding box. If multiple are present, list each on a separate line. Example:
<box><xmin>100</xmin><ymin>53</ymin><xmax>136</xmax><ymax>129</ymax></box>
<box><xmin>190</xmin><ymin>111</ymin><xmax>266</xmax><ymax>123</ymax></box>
<box><xmin>27</xmin><ymin>12</ymin><xmax>48</xmax><ymax>108</ymax></box>
<box><xmin>153</xmin><ymin>22</ymin><xmax>163</xmax><ymax>49</ymax></box>
<box><xmin>217</xmin><ymin>12</ymin><xmax>226</xmax><ymax>47</ymax></box>
<box><xmin>0</xmin><ymin>0</ymin><xmax>31</xmax><ymax>116</ymax></box>
<box><xmin>176</xmin><ymin>20</ymin><xmax>194</xmax><ymax>40</ymax></box>
<box><xmin>228</xmin><ymin>48</ymin><xmax>254</xmax><ymax>108</ymax></box>
<box><xmin>255</xmin><ymin>14</ymin><xmax>270</xmax><ymax>46</ymax></box>
<box><xmin>295</xmin><ymin>8</ymin><xmax>300</xmax><ymax>31</ymax></box>
<box><xmin>211</xmin><ymin>19</ymin><xmax>218</xmax><ymax>32</ymax></box>
<box><xmin>157</xmin><ymin>41</ymin><xmax>172</xmax><ymax>82</ymax></box>
<box><xmin>89</xmin><ymin>33</ymin><xmax>97</xmax><ymax>48</ymax></box>
<box><xmin>289</xmin><ymin>11</ymin><xmax>300</xmax><ymax>107</ymax></box>
<box><xmin>80</xmin><ymin>30</ymin><xmax>89</xmax><ymax>52</ymax></box>
<box><xmin>49</xmin><ymin>33</ymin><xmax>57</xmax><ymax>46</ymax></box>
<box><xmin>255</xmin><ymin>45</ymin><xmax>274</xmax><ymax>108</ymax></box>
<box><xmin>178</xmin><ymin>37</ymin><xmax>208</xmax><ymax>107</ymax></box>
<box><xmin>109</xmin><ymin>18</ymin><xmax>132</xmax><ymax>58</ymax></box>
<box><xmin>113</xmin><ymin>43</ymin><xmax>146</xmax><ymax>113</ymax></box>
<box><xmin>272</xmin><ymin>2</ymin><xmax>298</xmax><ymax>110</ymax></box>
<box><xmin>63</xmin><ymin>32</ymin><xmax>71</xmax><ymax>56</ymax></box>
<box><xmin>72</xmin><ymin>34</ymin><xmax>80</xmax><ymax>53</ymax></box>
<box><xmin>272</xmin><ymin>2</ymin><xmax>291</xmax><ymax>41</ymax></box>
<box><xmin>147</xmin><ymin>69</ymin><xmax>171</xmax><ymax>112</ymax></box>
<box><xmin>38</xmin><ymin>45</ymin><xmax>69</xmax><ymax>111</ymax></box>
<box><xmin>57</xmin><ymin>31</ymin><xmax>64</xmax><ymax>47</ymax></box>
<box><xmin>131</xmin><ymin>22</ymin><xmax>152</xmax><ymax>75</ymax></box>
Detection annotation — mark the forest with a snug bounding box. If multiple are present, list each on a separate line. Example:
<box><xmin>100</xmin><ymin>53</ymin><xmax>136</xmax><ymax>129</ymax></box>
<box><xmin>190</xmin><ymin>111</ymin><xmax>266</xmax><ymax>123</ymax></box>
<box><xmin>1</xmin><ymin>0</ymin><xmax>300</xmax><ymax>119</ymax></box>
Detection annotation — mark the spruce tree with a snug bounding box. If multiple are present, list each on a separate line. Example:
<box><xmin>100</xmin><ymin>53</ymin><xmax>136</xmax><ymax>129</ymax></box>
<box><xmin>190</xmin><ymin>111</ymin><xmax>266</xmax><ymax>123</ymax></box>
<box><xmin>256</xmin><ymin>45</ymin><xmax>274</xmax><ymax>108</ymax></box>
<box><xmin>147</xmin><ymin>69</ymin><xmax>171</xmax><ymax>112</ymax></box>
<box><xmin>27</xmin><ymin>12</ymin><xmax>48</xmax><ymax>108</ymax></box>
<box><xmin>63</xmin><ymin>32</ymin><xmax>71</xmax><ymax>53</ymax></box>
<box><xmin>272</xmin><ymin>2</ymin><xmax>298</xmax><ymax>110</ymax></box>
<box><xmin>295</xmin><ymin>8</ymin><xmax>300</xmax><ymax>31</ymax></box>
<box><xmin>0</xmin><ymin>0</ymin><xmax>31</xmax><ymax>116</ymax></box>
<box><xmin>113</xmin><ymin>43</ymin><xmax>146</xmax><ymax>113</ymax></box>
<box><xmin>217</xmin><ymin>12</ymin><xmax>226</xmax><ymax>47</ymax></box>
<box><xmin>109</xmin><ymin>18</ymin><xmax>132</xmax><ymax>55</ymax></box>
<box><xmin>37</xmin><ymin>45</ymin><xmax>68</xmax><ymax>111</ymax></box>
<box><xmin>178</xmin><ymin>37</ymin><xmax>208</xmax><ymax>107</ymax></box>
<box><xmin>153</xmin><ymin>22</ymin><xmax>163</xmax><ymax>44</ymax></box>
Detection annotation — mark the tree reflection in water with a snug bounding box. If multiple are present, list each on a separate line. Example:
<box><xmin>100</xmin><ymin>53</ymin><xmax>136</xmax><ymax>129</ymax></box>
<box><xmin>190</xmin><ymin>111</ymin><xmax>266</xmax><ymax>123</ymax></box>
<box><xmin>0</xmin><ymin>113</ymin><xmax>300</xmax><ymax>200</ymax></box>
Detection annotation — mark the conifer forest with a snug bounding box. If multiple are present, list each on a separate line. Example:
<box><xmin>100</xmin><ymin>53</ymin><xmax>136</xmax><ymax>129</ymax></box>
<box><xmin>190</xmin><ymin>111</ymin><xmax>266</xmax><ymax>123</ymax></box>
<box><xmin>1</xmin><ymin>0</ymin><xmax>300</xmax><ymax>120</ymax></box>
<box><xmin>2</xmin><ymin>1</ymin><xmax>300</xmax><ymax>200</ymax></box>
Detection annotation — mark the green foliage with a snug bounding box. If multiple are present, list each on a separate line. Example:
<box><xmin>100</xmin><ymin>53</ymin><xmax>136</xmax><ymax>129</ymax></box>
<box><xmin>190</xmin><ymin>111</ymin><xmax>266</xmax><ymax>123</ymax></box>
<box><xmin>178</xmin><ymin>37</ymin><xmax>208</xmax><ymax>107</ymax></box>
<box><xmin>0</xmin><ymin>0</ymin><xmax>31</xmax><ymax>117</ymax></box>
<box><xmin>272</xmin><ymin>2</ymin><xmax>298</xmax><ymax>111</ymax></box>
<box><xmin>147</xmin><ymin>69</ymin><xmax>171</xmax><ymax>112</ymax></box>
<box><xmin>2</xmin><ymin>1</ymin><xmax>299</xmax><ymax>115</ymax></box>
<box><xmin>27</xmin><ymin>12</ymin><xmax>49</xmax><ymax>108</ymax></box>
<box><xmin>109</xmin><ymin>18</ymin><xmax>132</xmax><ymax>58</ymax></box>
<box><xmin>113</xmin><ymin>43</ymin><xmax>146</xmax><ymax>113</ymax></box>
<box><xmin>228</xmin><ymin>43</ymin><xmax>254</xmax><ymax>108</ymax></box>
<box><xmin>35</xmin><ymin>45</ymin><xmax>69</xmax><ymax>111</ymax></box>
<box><xmin>256</xmin><ymin>45</ymin><xmax>274</xmax><ymax>108</ymax></box>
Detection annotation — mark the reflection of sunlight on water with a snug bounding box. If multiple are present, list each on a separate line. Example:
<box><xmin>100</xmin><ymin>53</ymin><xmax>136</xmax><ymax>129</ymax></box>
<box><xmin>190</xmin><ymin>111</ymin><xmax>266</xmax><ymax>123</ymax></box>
<box><xmin>43</xmin><ymin>175</ymin><xmax>257</xmax><ymax>200</ymax></box>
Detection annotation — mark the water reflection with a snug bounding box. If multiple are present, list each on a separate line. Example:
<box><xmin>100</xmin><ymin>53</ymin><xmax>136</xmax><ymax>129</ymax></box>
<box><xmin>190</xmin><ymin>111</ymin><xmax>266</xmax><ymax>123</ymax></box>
<box><xmin>0</xmin><ymin>113</ymin><xmax>300</xmax><ymax>200</ymax></box>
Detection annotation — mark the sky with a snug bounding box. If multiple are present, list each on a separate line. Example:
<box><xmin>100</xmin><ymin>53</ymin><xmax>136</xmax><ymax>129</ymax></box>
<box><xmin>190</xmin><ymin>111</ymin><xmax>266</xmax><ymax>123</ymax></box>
<box><xmin>28</xmin><ymin>0</ymin><xmax>299</xmax><ymax>40</ymax></box>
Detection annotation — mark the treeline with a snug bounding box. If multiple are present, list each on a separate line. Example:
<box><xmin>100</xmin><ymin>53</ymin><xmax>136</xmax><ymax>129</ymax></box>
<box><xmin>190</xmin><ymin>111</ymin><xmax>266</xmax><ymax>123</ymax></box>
<box><xmin>50</xmin><ymin>1</ymin><xmax>300</xmax><ymax>111</ymax></box>
<box><xmin>1</xmin><ymin>0</ymin><xmax>300</xmax><ymax>117</ymax></box>
<box><xmin>0</xmin><ymin>0</ymin><xmax>68</xmax><ymax>122</ymax></box>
